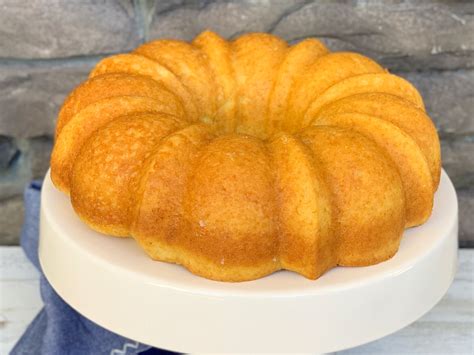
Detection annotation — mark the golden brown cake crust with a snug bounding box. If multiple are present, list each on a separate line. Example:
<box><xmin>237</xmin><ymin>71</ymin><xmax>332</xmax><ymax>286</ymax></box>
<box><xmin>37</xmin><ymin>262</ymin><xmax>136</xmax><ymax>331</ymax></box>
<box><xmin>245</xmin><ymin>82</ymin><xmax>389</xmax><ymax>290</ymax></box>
<box><xmin>51</xmin><ymin>31</ymin><xmax>441</xmax><ymax>282</ymax></box>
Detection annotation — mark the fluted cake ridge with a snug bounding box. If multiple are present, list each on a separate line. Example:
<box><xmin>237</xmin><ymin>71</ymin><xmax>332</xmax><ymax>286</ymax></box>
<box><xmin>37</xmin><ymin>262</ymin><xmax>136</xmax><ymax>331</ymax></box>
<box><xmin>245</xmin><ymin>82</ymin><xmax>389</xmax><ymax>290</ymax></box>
<box><xmin>50</xmin><ymin>30</ymin><xmax>441</xmax><ymax>281</ymax></box>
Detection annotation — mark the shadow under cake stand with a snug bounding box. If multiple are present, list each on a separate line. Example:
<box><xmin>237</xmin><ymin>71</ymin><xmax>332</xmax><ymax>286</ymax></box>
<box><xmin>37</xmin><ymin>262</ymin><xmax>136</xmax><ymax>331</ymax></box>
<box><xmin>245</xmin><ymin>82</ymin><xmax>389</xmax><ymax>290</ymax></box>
<box><xmin>39</xmin><ymin>170</ymin><xmax>458</xmax><ymax>353</ymax></box>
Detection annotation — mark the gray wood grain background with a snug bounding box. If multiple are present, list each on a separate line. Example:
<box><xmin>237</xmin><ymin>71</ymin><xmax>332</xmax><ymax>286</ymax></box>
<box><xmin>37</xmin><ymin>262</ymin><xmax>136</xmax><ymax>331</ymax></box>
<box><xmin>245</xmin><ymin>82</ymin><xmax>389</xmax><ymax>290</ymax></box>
<box><xmin>1</xmin><ymin>247</ymin><xmax>473</xmax><ymax>354</ymax></box>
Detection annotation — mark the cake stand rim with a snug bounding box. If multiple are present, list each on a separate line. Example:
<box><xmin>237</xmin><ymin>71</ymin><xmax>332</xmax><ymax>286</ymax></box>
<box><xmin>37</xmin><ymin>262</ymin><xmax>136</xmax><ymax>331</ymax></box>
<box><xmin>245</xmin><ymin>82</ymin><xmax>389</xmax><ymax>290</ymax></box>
<box><xmin>39</xmin><ymin>169</ymin><xmax>457</xmax><ymax>297</ymax></box>
<box><xmin>38</xmin><ymin>169</ymin><xmax>458</xmax><ymax>353</ymax></box>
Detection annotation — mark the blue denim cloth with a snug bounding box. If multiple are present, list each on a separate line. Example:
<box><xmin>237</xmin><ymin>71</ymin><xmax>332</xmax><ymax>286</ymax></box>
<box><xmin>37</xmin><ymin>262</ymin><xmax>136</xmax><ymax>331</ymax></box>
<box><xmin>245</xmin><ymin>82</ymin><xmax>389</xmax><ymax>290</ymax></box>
<box><xmin>11</xmin><ymin>181</ymin><xmax>172</xmax><ymax>355</ymax></box>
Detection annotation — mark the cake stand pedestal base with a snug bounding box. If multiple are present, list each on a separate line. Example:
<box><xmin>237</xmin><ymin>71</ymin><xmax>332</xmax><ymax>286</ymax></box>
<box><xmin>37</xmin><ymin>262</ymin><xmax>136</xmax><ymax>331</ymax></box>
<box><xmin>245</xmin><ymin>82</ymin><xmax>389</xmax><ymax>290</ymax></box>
<box><xmin>39</xmin><ymin>170</ymin><xmax>458</xmax><ymax>353</ymax></box>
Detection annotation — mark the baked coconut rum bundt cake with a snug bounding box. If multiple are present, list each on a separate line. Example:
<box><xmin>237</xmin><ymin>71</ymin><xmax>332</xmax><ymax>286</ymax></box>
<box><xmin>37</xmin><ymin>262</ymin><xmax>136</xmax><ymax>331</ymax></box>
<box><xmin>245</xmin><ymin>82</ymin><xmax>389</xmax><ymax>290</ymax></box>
<box><xmin>50</xmin><ymin>30</ymin><xmax>441</xmax><ymax>282</ymax></box>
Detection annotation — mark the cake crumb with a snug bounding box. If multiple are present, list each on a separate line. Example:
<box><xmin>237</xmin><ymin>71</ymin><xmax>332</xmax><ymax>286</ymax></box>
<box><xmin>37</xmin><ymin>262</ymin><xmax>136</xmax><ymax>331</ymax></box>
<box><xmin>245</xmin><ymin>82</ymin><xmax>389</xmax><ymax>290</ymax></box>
<box><xmin>199</xmin><ymin>220</ymin><xmax>206</xmax><ymax>228</ymax></box>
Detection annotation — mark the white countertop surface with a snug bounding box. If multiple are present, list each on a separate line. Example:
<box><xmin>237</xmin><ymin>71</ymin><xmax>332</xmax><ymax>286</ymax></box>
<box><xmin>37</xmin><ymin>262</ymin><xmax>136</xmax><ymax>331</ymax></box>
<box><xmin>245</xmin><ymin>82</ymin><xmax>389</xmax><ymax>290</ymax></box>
<box><xmin>0</xmin><ymin>246</ymin><xmax>473</xmax><ymax>354</ymax></box>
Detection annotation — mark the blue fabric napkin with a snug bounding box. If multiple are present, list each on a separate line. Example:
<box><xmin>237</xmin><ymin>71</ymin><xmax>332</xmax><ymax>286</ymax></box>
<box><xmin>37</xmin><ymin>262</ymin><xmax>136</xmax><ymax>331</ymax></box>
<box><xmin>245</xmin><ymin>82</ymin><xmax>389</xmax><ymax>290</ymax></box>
<box><xmin>11</xmin><ymin>181</ymin><xmax>173</xmax><ymax>355</ymax></box>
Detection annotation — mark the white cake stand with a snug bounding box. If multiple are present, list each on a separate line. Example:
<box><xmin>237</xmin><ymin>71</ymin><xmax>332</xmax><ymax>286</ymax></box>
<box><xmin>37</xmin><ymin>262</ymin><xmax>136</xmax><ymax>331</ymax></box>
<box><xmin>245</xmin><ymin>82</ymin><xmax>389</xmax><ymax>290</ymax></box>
<box><xmin>39</xmin><ymin>170</ymin><xmax>458</xmax><ymax>354</ymax></box>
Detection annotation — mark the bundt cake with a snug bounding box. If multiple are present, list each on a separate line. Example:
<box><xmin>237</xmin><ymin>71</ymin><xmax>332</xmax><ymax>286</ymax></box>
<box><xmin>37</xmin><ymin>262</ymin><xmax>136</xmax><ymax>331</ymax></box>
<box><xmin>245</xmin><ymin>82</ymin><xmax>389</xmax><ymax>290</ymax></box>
<box><xmin>50</xmin><ymin>30</ymin><xmax>441</xmax><ymax>282</ymax></box>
